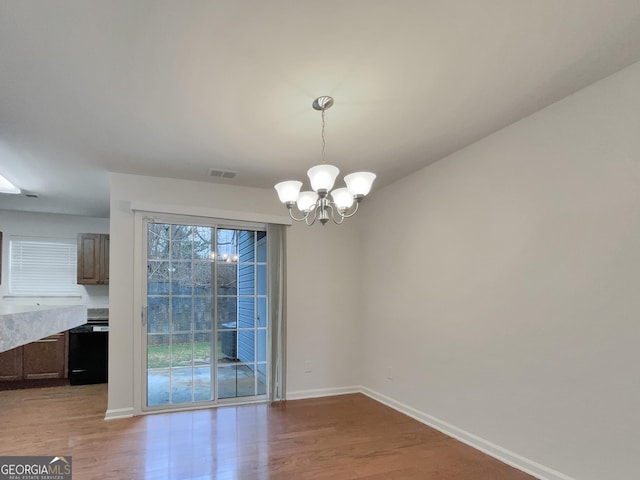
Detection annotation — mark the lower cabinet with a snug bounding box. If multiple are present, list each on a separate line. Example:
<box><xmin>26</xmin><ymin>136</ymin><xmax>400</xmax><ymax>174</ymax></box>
<box><xmin>0</xmin><ymin>332</ymin><xmax>68</xmax><ymax>383</ymax></box>
<box><xmin>0</xmin><ymin>346</ymin><xmax>23</xmax><ymax>381</ymax></box>
<box><xmin>23</xmin><ymin>332</ymin><xmax>68</xmax><ymax>380</ymax></box>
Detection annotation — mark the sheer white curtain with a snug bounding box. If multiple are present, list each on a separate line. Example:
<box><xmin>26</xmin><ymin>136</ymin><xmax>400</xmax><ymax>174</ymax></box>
<box><xmin>267</xmin><ymin>223</ymin><xmax>287</xmax><ymax>401</ymax></box>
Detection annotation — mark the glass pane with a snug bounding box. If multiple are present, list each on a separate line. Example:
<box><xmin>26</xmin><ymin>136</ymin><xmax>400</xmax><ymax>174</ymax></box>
<box><xmin>171</xmin><ymin>333</ymin><xmax>193</xmax><ymax>367</ymax></box>
<box><xmin>148</xmin><ymin>368</ymin><xmax>170</xmax><ymax>406</ymax></box>
<box><xmin>193</xmin><ymin>332</ymin><xmax>213</xmax><ymax>366</ymax></box>
<box><xmin>193</xmin><ymin>261</ymin><xmax>213</xmax><ymax>294</ymax></box>
<box><xmin>171</xmin><ymin>261</ymin><xmax>193</xmax><ymax>295</ymax></box>
<box><xmin>237</xmin><ymin>364</ymin><xmax>257</xmax><ymax>397</ymax></box>
<box><xmin>171</xmin><ymin>367</ymin><xmax>194</xmax><ymax>404</ymax></box>
<box><xmin>217</xmin><ymin>229</ymin><xmax>238</xmax><ymax>262</ymax></box>
<box><xmin>217</xmin><ymin>297</ymin><xmax>236</xmax><ymax>329</ymax></box>
<box><xmin>148</xmin><ymin>296</ymin><xmax>170</xmax><ymax>333</ymax></box>
<box><xmin>148</xmin><ymin>224</ymin><xmax>170</xmax><ymax>259</ymax></box>
<box><xmin>171</xmin><ymin>297</ymin><xmax>192</xmax><ymax>332</ymax></box>
<box><xmin>257</xmin><ymin>297</ymin><xmax>267</xmax><ymax>328</ymax></box>
<box><xmin>257</xmin><ymin>329</ymin><xmax>267</xmax><ymax>363</ymax></box>
<box><xmin>238</xmin><ymin>297</ymin><xmax>254</xmax><ymax>328</ymax></box>
<box><xmin>257</xmin><ymin>382</ymin><xmax>266</xmax><ymax>396</ymax></box>
<box><xmin>238</xmin><ymin>230</ymin><xmax>255</xmax><ymax>262</ymax></box>
<box><xmin>194</xmin><ymin>297</ymin><xmax>213</xmax><ymax>331</ymax></box>
<box><xmin>238</xmin><ymin>264</ymin><xmax>254</xmax><ymax>295</ymax></box>
<box><xmin>217</xmin><ymin>263</ymin><xmax>237</xmax><ymax>295</ymax></box>
<box><xmin>218</xmin><ymin>329</ymin><xmax>237</xmax><ymax>362</ymax></box>
<box><xmin>256</xmin><ymin>231</ymin><xmax>267</xmax><ymax>262</ymax></box>
<box><xmin>194</xmin><ymin>366</ymin><xmax>212</xmax><ymax>402</ymax></box>
<box><xmin>148</xmin><ymin>335</ymin><xmax>170</xmax><ymax>369</ymax></box>
<box><xmin>148</xmin><ymin>261</ymin><xmax>170</xmax><ymax>294</ymax></box>
<box><xmin>193</xmin><ymin>226</ymin><xmax>214</xmax><ymax>259</ymax></box>
<box><xmin>237</xmin><ymin>330</ymin><xmax>255</xmax><ymax>362</ymax></box>
<box><xmin>257</xmin><ymin>265</ymin><xmax>266</xmax><ymax>296</ymax></box>
<box><xmin>256</xmin><ymin>363</ymin><xmax>267</xmax><ymax>395</ymax></box>
<box><xmin>170</xmin><ymin>225</ymin><xmax>194</xmax><ymax>260</ymax></box>
<box><xmin>218</xmin><ymin>365</ymin><xmax>237</xmax><ymax>399</ymax></box>
<box><xmin>216</xmin><ymin>338</ymin><xmax>224</xmax><ymax>363</ymax></box>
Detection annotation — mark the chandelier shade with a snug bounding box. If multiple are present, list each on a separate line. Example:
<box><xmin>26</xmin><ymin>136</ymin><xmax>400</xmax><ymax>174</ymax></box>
<box><xmin>307</xmin><ymin>164</ymin><xmax>340</xmax><ymax>192</ymax></box>
<box><xmin>331</xmin><ymin>188</ymin><xmax>354</xmax><ymax>210</ymax></box>
<box><xmin>274</xmin><ymin>96</ymin><xmax>376</xmax><ymax>226</ymax></box>
<box><xmin>0</xmin><ymin>173</ymin><xmax>21</xmax><ymax>194</ymax></box>
<box><xmin>274</xmin><ymin>180</ymin><xmax>302</xmax><ymax>204</ymax></box>
<box><xmin>296</xmin><ymin>191</ymin><xmax>318</xmax><ymax>212</ymax></box>
<box><xmin>345</xmin><ymin>172</ymin><xmax>376</xmax><ymax>197</ymax></box>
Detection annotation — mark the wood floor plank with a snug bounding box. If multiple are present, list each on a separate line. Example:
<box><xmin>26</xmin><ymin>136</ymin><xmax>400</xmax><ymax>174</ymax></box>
<box><xmin>0</xmin><ymin>385</ymin><xmax>534</xmax><ymax>479</ymax></box>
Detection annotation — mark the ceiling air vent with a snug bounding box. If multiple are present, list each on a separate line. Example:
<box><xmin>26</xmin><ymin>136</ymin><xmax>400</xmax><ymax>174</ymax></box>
<box><xmin>209</xmin><ymin>168</ymin><xmax>237</xmax><ymax>179</ymax></box>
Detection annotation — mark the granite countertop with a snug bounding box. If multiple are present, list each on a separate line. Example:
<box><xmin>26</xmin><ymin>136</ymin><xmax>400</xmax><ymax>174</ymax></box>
<box><xmin>0</xmin><ymin>305</ymin><xmax>88</xmax><ymax>353</ymax></box>
<box><xmin>0</xmin><ymin>305</ymin><xmax>71</xmax><ymax>315</ymax></box>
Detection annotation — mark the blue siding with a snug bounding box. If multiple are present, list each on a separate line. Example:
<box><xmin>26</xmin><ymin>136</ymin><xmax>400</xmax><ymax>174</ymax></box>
<box><xmin>256</xmin><ymin>232</ymin><xmax>267</xmax><ymax>262</ymax></box>
<box><xmin>239</xmin><ymin>230</ymin><xmax>255</xmax><ymax>262</ymax></box>
<box><xmin>238</xmin><ymin>264</ymin><xmax>255</xmax><ymax>295</ymax></box>
<box><xmin>235</xmin><ymin>230</ymin><xmax>268</xmax><ymax>385</ymax></box>
<box><xmin>257</xmin><ymin>297</ymin><xmax>267</xmax><ymax>328</ymax></box>
<box><xmin>238</xmin><ymin>297</ymin><xmax>254</xmax><ymax>328</ymax></box>
<box><xmin>237</xmin><ymin>231</ymin><xmax>255</xmax><ymax>364</ymax></box>
<box><xmin>238</xmin><ymin>330</ymin><xmax>255</xmax><ymax>363</ymax></box>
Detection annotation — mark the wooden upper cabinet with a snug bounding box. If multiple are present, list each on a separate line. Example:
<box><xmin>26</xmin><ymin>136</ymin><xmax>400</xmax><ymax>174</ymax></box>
<box><xmin>102</xmin><ymin>234</ymin><xmax>109</xmax><ymax>284</ymax></box>
<box><xmin>77</xmin><ymin>233</ymin><xmax>110</xmax><ymax>285</ymax></box>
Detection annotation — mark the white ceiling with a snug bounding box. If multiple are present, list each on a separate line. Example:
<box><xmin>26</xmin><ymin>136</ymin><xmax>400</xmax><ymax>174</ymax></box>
<box><xmin>1</xmin><ymin>1</ymin><xmax>640</xmax><ymax>217</ymax></box>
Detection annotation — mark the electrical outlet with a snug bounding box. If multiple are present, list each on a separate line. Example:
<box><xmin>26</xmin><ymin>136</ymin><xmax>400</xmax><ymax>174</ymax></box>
<box><xmin>304</xmin><ymin>360</ymin><xmax>312</xmax><ymax>373</ymax></box>
<box><xmin>386</xmin><ymin>366</ymin><xmax>393</xmax><ymax>380</ymax></box>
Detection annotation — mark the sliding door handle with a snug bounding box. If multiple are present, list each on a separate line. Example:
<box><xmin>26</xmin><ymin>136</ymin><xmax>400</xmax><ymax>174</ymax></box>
<box><xmin>142</xmin><ymin>306</ymin><xmax>148</xmax><ymax>327</ymax></box>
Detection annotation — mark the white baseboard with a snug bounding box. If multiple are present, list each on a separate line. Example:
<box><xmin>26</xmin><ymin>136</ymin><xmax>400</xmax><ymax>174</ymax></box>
<box><xmin>286</xmin><ymin>385</ymin><xmax>360</xmax><ymax>400</ymax></box>
<box><xmin>103</xmin><ymin>385</ymin><xmax>571</xmax><ymax>480</ymax></box>
<box><xmin>360</xmin><ymin>387</ymin><xmax>575</xmax><ymax>480</ymax></box>
<box><xmin>104</xmin><ymin>407</ymin><xmax>135</xmax><ymax>420</ymax></box>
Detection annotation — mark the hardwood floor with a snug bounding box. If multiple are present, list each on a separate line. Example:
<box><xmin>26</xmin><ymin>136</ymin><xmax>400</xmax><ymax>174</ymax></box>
<box><xmin>0</xmin><ymin>385</ymin><xmax>534</xmax><ymax>479</ymax></box>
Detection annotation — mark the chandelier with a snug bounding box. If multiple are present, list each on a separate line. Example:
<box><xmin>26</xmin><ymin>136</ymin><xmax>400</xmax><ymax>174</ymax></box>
<box><xmin>274</xmin><ymin>96</ymin><xmax>376</xmax><ymax>226</ymax></box>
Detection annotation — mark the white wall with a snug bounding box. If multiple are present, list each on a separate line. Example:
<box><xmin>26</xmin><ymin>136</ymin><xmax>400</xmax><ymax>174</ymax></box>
<box><xmin>359</xmin><ymin>61</ymin><xmax>640</xmax><ymax>480</ymax></box>
<box><xmin>286</xmin><ymin>218</ymin><xmax>362</xmax><ymax>397</ymax></box>
<box><xmin>108</xmin><ymin>173</ymin><xmax>361</xmax><ymax>416</ymax></box>
<box><xmin>0</xmin><ymin>209</ymin><xmax>109</xmax><ymax>307</ymax></box>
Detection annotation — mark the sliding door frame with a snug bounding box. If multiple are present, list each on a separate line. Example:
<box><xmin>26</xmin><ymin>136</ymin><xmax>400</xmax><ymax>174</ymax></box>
<box><xmin>134</xmin><ymin>212</ymin><xmax>270</xmax><ymax>414</ymax></box>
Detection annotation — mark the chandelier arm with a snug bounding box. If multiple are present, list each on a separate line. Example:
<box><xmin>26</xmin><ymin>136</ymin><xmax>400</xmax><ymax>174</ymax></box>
<box><xmin>337</xmin><ymin>201</ymin><xmax>361</xmax><ymax>219</ymax></box>
<box><xmin>288</xmin><ymin>208</ymin><xmax>310</xmax><ymax>223</ymax></box>
<box><xmin>305</xmin><ymin>205</ymin><xmax>318</xmax><ymax>226</ymax></box>
<box><xmin>329</xmin><ymin>202</ymin><xmax>346</xmax><ymax>224</ymax></box>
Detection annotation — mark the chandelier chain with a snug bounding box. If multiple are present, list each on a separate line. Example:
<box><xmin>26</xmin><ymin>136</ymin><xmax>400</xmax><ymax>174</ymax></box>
<box><xmin>321</xmin><ymin>107</ymin><xmax>326</xmax><ymax>163</ymax></box>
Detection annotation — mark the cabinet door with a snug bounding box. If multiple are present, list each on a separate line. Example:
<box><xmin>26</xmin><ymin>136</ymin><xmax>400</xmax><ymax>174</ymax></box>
<box><xmin>77</xmin><ymin>233</ymin><xmax>101</xmax><ymax>284</ymax></box>
<box><xmin>22</xmin><ymin>333</ymin><xmax>68</xmax><ymax>380</ymax></box>
<box><xmin>101</xmin><ymin>234</ymin><xmax>110</xmax><ymax>284</ymax></box>
<box><xmin>0</xmin><ymin>346</ymin><xmax>23</xmax><ymax>381</ymax></box>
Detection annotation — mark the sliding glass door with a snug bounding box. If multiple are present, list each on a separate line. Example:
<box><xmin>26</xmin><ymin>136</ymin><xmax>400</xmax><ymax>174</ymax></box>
<box><xmin>216</xmin><ymin>228</ymin><xmax>268</xmax><ymax>398</ymax></box>
<box><xmin>143</xmin><ymin>218</ymin><xmax>268</xmax><ymax>409</ymax></box>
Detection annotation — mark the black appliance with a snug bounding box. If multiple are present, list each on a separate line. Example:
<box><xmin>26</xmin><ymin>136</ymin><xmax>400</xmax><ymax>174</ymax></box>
<box><xmin>68</xmin><ymin>308</ymin><xmax>108</xmax><ymax>385</ymax></box>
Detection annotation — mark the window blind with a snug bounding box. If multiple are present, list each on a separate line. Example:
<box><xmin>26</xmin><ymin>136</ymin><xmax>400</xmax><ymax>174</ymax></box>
<box><xmin>10</xmin><ymin>238</ymin><xmax>79</xmax><ymax>296</ymax></box>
